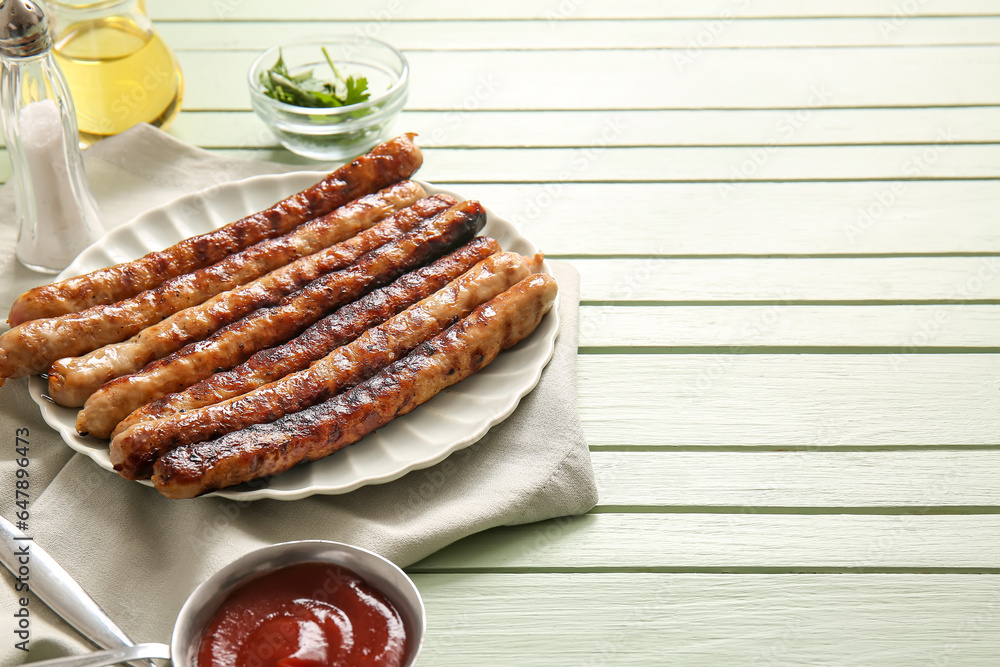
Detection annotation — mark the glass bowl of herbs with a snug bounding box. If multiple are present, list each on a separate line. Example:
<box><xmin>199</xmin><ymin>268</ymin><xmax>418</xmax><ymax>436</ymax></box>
<box><xmin>248</xmin><ymin>37</ymin><xmax>409</xmax><ymax>160</ymax></box>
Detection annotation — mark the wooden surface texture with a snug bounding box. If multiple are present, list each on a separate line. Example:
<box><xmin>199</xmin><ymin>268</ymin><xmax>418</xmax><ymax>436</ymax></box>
<box><xmin>1</xmin><ymin>2</ymin><xmax>998</xmax><ymax>663</ymax></box>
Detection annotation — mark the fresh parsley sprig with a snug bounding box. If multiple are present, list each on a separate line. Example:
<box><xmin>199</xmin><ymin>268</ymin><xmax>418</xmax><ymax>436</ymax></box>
<box><xmin>260</xmin><ymin>47</ymin><xmax>371</xmax><ymax>108</ymax></box>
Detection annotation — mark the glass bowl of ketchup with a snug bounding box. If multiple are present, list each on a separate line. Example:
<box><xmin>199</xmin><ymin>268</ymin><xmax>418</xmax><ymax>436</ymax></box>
<box><xmin>170</xmin><ymin>540</ymin><xmax>425</xmax><ymax>667</ymax></box>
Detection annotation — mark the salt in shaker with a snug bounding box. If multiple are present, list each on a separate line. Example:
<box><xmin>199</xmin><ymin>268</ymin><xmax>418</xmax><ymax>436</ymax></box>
<box><xmin>0</xmin><ymin>0</ymin><xmax>103</xmax><ymax>274</ymax></box>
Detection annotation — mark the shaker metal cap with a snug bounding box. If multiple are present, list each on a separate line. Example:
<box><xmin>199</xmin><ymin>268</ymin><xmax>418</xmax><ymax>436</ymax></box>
<box><xmin>0</xmin><ymin>0</ymin><xmax>51</xmax><ymax>58</ymax></box>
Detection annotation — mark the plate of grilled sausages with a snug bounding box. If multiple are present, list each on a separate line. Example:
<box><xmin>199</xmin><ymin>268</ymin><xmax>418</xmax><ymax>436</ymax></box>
<box><xmin>0</xmin><ymin>134</ymin><xmax>559</xmax><ymax>500</ymax></box>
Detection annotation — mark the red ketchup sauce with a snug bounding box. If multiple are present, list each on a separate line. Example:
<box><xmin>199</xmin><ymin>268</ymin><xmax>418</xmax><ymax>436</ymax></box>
<box><xmin>196</xmin><ymin>562</ymin><xmax>408</xmax><ymax>667</ymax></box>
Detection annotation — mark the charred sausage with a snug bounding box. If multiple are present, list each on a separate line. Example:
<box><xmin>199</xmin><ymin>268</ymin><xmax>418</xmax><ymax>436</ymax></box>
<box><xmin>111</xmin><ymin>250</ymin><xmax>539</xmax><ymax>478</ymax></box>
<box><xmin>113</xmin><ymin>236</ymin><xmax>502</xmax><ymax>437</ymax></box>
<box><xmin>0</xmin><ymin>185</ymin><xmax>433</xmax><ymax>386</ymax></box>
<box><xmin>47</xmin><ymin>196</ymin><xmax>458</xmax><ymax>406</ymax></box>
<box><xmin>81</xmin><ymin>201</ymin><xmax>487</xmax><ymax>438</ymax></box>
<box><xmin>151</xmin><ymin>273</ymin><xmax>558</xmax><ymax>498</ymax></box>
<box><xmin>7</xmin><ymin>133</ymin><xmax>423</xmax><ymax>325</ymax></box>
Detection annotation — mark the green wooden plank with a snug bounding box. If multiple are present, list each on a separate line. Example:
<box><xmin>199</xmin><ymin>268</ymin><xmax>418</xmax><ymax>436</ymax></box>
<box><xmin>165</xmin><ymin>107</ymin><xmax>1000</xmax><ymax>148</ymax></box>
<box><xmin>580</xmin><ymin>305</ymin><xmax>1000</xmax><ymax>349</ymax></box>
<box><xmin>149</xmin><ymin>0</ymin><xmax>1000</xmax><ymax>20</ymax></box>
<box><xmin>411</xmin><ymin>573</ymin><xmax>1000</xmax><ymax>666</ymax></box>
<box><xmin>410</xmin><ymin>513</ymin><xmax>1000</xmax><ymax>570</ymax></box>
<box><xmin>207</xmin><ymin>145</ymin><xmax>1000</xmax><ymax>182</ymax></box>
<box><xmin>577</xmin><ymin>354</ymin><xmax>1000</xmax><ymax>447</ymax></box>
<box><xmin>574</xmin><ymin>258</ymin><xmax>1000</xmax><ymax>302</ymax></box>
<box><xmin>173</xmin><ymin>47</ymin><xmax>1000</xmax><ymax>111</ymax></box>
<box><xmin>157</xmin><ymin>18</ymin><xmax>1000</xmax><ymax>51</ymax></box>
<box><xmin>590</xmin><ymin>450</ymin><xmax>1000</xmax><ymax>507</ymax></box>
<box><xmin>425</xmin><ymin>182</ymin><xmax>1000</xmax><ymax>256</ymax></box>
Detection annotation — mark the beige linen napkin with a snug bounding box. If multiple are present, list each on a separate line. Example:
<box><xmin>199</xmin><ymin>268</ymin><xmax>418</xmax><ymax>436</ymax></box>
<box><xmin>0</xmin><ymin>124</ymin><xmax>597</xmax><ymax>663</ymax></box>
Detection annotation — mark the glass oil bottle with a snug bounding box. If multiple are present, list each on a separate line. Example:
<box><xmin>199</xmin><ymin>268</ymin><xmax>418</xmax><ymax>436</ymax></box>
<box><xmin>46</xmin><ymin>0</ymin><xmax>184</xmax><ymax>144</ymax></box>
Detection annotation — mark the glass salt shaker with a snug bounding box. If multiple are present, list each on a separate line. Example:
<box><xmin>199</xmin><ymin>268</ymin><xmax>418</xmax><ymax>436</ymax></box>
<box><xmin>0</xmin><ymin>0</ymin><xmax>104</xmax><ymax>274</ymax></box>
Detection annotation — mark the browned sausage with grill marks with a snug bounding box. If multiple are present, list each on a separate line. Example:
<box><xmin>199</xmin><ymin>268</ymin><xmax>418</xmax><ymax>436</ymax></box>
<box><xmin>110</xmin><ymin>250</ymin><xmax>538</xmax><ymax>478</ymax></box>
<box><xmin>0</xmin><ymin>182</ymin><xmax>426</xmax><ymax>387</ymax></box>
<box><xmin>151</xmin><ymin>273</ymin><xmax>557</xmax><ymax>498</ymax></box>
<box><xmin>113</xmin><ymin>236</ymin><xmax>502</xmax><ymax>438</ymax></box>
<box><xmin>80</xmin><ymin>200</ymin><xmax>487</xmax><ymax>439</ymax></box>
<box><xmin>7</xmin><ymin>133</ymin><xmax>423</xmax><ymax>326</ymax></box>
<box><xmin>47</xmin><ymin>195</ymin><xmax>457</xmax><ymax>407</ymax></box>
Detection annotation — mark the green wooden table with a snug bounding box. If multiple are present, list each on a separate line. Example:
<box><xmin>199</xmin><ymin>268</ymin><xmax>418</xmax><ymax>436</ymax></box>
<box><xmin>4</xmin><ymin>1</ymin><xmax>1000</xmax><ymax>664</ymax></box>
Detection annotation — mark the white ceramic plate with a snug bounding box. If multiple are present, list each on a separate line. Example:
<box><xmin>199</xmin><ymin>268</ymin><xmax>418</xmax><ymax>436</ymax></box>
<box><xmin>28</xmin><ymin>173</ymin><xmax>558</xmax><ymax>500</ymax></box>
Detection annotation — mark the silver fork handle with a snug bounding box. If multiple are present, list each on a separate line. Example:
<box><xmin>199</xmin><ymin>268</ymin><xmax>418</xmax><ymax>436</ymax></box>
<box><xmin>21</xmin><ymin>642</ymin><xmax>170</xmax><ymax>667</ymax></box>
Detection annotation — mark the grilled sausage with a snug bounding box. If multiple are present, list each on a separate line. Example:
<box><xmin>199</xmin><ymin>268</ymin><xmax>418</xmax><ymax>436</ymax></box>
<box><xmin>151</xmin><ymin>273</ymin><xmax>558</xmax><ymax>498</ymax></box>
<box><xmin>113</xmin><ymin>236</ymin><xmax>502</xmax><ymax>437</ymax></box>
<box><xmin>0</xmin><ymin>184</ymin><xmax>430</xmax><ymax>386</ymax></box>
<box><xmin>47</xmin><ymin>196</ymin><xmax>458</xmax><ymax>407</ymax></box>
<box><xmin>81</xmin><ymin>201</ymin><xmax>487</xmax><ymax>439</ymax></box>
<box><xmin>111</xmin><ymin>250</ymin><xmax>539</xmax><ymax>478</ymax></box>
<box><xmin>7</xmin><ymin>133</ymin><xmax>423</xmax><ymax>326</ymax></box>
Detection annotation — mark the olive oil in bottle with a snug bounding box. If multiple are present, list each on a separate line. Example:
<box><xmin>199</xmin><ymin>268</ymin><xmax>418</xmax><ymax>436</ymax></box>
<box><xmin>52</xmin><ymin>12</ymin><xmax>182</xmax><ymax>143</ymax></box>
